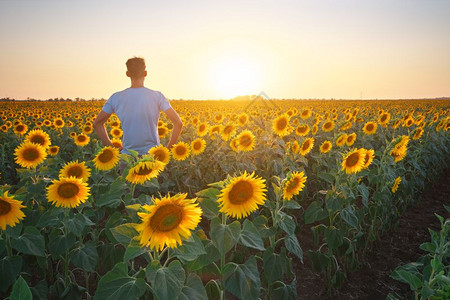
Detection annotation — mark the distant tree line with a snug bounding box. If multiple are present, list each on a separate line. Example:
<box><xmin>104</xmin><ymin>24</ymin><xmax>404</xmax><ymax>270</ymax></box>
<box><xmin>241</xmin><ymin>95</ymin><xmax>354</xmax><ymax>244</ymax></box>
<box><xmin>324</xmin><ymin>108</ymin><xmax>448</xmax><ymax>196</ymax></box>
<box><xmin>0</xmin><ymin>97</ymin><xmax>107</xmax><ymax>102</ymax></box>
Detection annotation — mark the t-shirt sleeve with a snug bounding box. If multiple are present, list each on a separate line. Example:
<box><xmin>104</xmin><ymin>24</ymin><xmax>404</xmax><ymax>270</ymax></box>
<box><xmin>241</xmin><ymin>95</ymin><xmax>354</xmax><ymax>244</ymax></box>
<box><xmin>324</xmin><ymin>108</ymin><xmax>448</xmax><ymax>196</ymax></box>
<box><xmin>158</xmin><ymin>92</ymin><xmax>171</xmax><ymax>112</ymax></box>
<box><xmin>102</xmin><ymin>95</ymin><xmax>115</xmax><ymax>114</ymax></box>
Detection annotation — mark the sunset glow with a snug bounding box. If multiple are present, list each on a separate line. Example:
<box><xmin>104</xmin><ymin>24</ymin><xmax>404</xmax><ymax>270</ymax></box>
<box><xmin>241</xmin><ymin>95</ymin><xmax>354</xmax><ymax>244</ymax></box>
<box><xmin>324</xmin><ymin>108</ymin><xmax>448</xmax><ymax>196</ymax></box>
<box><xmin>0</xmin><ymin>0</ymin><xmax>449</xmax><ymax>100</ymax></box>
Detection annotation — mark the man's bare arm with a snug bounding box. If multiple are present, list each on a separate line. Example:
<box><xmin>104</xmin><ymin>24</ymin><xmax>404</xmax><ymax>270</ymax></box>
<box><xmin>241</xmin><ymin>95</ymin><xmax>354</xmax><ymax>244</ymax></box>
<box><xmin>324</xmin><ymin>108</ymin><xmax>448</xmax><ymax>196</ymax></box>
<box><xmin>93</xmin><ymin>111</ymin><xmax>116</xmax><ymax>148</ymax></box>
<box><xmin>164</xmin><ymin>107</ymin><xmax>183</xmax><ymax>149</ymax></box>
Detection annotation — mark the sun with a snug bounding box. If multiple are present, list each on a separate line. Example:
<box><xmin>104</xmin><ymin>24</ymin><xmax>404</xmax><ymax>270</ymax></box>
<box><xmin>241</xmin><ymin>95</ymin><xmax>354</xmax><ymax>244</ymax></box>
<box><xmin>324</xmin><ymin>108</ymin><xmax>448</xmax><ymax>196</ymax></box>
<box><xmin>210</xmin><ymin>55</ymin><xmax>261</xmax><ymax>98</ymax></box>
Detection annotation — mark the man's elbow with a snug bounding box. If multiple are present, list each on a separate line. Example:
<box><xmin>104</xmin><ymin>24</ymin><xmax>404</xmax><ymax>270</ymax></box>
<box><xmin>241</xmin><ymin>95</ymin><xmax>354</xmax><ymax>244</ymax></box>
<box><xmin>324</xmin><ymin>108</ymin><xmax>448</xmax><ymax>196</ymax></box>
<box><xmin>174</xmin><ymin>119</ymin><xmax>183</xmax><ymax>129</ymax></box>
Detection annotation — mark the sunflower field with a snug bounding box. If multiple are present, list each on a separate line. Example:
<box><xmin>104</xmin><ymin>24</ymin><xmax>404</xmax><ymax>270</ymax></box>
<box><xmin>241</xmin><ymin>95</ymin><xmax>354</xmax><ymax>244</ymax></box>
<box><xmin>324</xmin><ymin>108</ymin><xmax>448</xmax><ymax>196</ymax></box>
<box><xmin>0</xmin><ymin>98</ymin><xmax>449</xmax><ymax>299</ymax></box>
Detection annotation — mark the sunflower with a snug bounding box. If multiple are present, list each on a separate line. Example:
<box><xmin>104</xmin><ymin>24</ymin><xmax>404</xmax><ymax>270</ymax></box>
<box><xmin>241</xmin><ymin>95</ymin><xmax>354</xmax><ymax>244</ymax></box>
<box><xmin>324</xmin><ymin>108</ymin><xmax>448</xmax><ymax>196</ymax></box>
<box><xmin>346</xmin><ymin>133</ymin><xmax>357</xmax><ymax>146</ymax></box>
<box><xmin>336</xmin><ymin>133</ymin><xmax>347</xmax><ymax>147</ymax></box>
<box><xmin>390</xmin><ymin>136</ymin><xmax>410</xmax><ymax>162</ymax></box>
<box><xmin>126</xmin><ymin>159</ymin><xmax>165</xmax><ymax>184</ymax></box>
<box><xmin>14</xmin><ymin>142</ymin><xmax>47</xmax><ymax>168</ymax></box>
<box><xmin>110</xmin><ymin>128</ymin><xmax>123</xmax><ymax>138</ymax></box>
<box><xmin>404</xmin><ymin>117</ymin><xmax>414</xmax><ymax>127</ymax></box>
<box><xmin>345</xmin><ymin>113</ymin><xmax>353</xmax><ymax>122</ymax></box>
<box><xmin>0</xmin><ymin>191</ymin><xmax>26</xmax><ymax>230</ymax></box>
<box><xmin>197</xmin><ymin>123</ymin><xmax>209</xmax><ymax>136</ymax></box>
<box><xmin>25</xmin><ymin>128</ymin><xmax>51</xmax><ymax>149</ymax></box>
<box><xmin>171</xmin><ymin>142</ymin><xmax>190</xmax><ymax>161</ymax></box>
<box><xmin>0</xmin><ymin>125</ymin><xmax>8</xmax><ymax>132</ymax></box>
<box><xmin>13</xmin><ymin>123</ymin><xmax>28</xmax><ymax>135</ymax></box>
<box><xmin>392</xmin><ymin>177</ymin><xmax>401</xmax><ymax>193</ymax></box>
<box><xmin>291</xmin><ymin>140</ymin><xmax>300</xmax><ymax>154</ymax></box>
<box><xmin>229</xmin><ymin>138</ymin><xmax>239</xmax><ymax>152</ymax></box>
<box><xmin>47</xmin><ymin>177</ymin><xmax>90</xmax><ymax>208</ymax></box>
<box><xmin>74</xmin><ymin>134</ymin><xmax>90</xmax><ymax>147</ymax></box>
<box><xmin>237</xmin><ymin>113</ymin><xmax>249</xmax><ymax>126</ymax></box>
<box><xmin>393</xmin><ymin>120</ymin><xmax>401</xmax><ymax>129</ymax></box>
<box><xmin>53</xmin><ymin>118</ymin><xmax>65</xmax><ymax>128</ymax></box>
<box><xmin>362</xmin><ymin>149</ymin><xmax>374</xmax><ymax>169</ymax></box>
<box><xmin>59</xmin><ymin>160</ymin><xmax>91</xmax><ymax>182</ymax></box>
<box><xmin>214</xmin><ymin>113</ymin><xmax>224</xmax><ymax>123</ymax></box>
<box><xmin>236</xmin><ymin>130</ymin><xmax>256</xmax><ymax>152</ymax></box>
<box><xmin>412</xmin><ymin>127</ymin><xmax>424</xmax><ymax>140</ymax></box>
<box><xmin>283</xmin><ymin>171</ymin><xmax>307</xmax><ymax>201</ymax></box>
<box><xmin>209</xmin><ymin>125</ymin><xmax>222</xmax><ymax>140</ymax></box>
<box><xmin>321</xmin><ymin>120</ymin><xmax>335</xmax><ymax>132</ymax></box>
<box><xmin>272</xmin><ymin>114</ymin><xmax>292</xmax><ymax>137</ymax></box>
<box><xmin>295</xmin><ymin>124</ymin><xmax>310</xmax><ymax>136</ymax></box>
<box><xmin>136</xmin><ymin>193</ymin><xmax>202</xmax><ymax>250</ymax></box>
<box><xmin>156</xmin><ymin>126</ymin><xmax>168</xmax><ymax>138</ymax></box>
<box><xmin>82</xmin><ymin>125</ymin><xmax>93</xmax><ymax>135</ymax></box>
<box><xmin>340</xmin><ymin>121</ymin><xmax>352</xmax><ymax>131</ymax></box>
<box><xmin>320</xmin><ymin>140</ymin><xmax>332</xmax><ymax>154</ymax></box>
<box><xmin>300</xmin><ymin>109</ymin><xmax>312</xmax><ymax>120</ymax></box>
<box><xmin>299</xmin><ymin>137</ymin><xmax>314</xmax><ymax>156</ymax></box>
<box><xmin>149</xmin><ymin>145</ymin><xmax>171</xmax><ymax>164</ymax></box>
<box><xmin>363</xmin><ymin>122</ymin><xmax>377</xmax><ymax>135</ymax></box>
<box><xmin>111</xmin><ymin>138</ymin><xmax>123</xmax><ymax>149</ymax></box>
<box><xmin>93</xmin><ymin>146</ymin><xmax>120</xmax><ymax>170</ymax></box>
<box><xmin>341</xmin><ymin>148</ymin><xmax>367</xmax><ymax>174</ymax></box>
<box><xmin>379</xmin><ymin>112</ymin><xmax>391</xmax><ymax>126</ymax></box>
<box><xmin>191</xmin><ymin>138</ymin><xmax>206</xmax><ymax>155</ymax></box>
<box><xmin>48</xmin><ymin>145</ymin><xmax>60</xmax><ymax>156</ymax></box>
<box><xmin>391</xmin><ymin>146</ymin><xmax>407</xmax><ymax>162</ymax></box>
<box><xmin>218</xmin><ymin>171</ymin><xmax>267</xmax><ymax>219</ymax></box>
<box><xmin>221</xmin><ymin>123</ymin><xmax>237</xmax><ymax>141</ymax></box>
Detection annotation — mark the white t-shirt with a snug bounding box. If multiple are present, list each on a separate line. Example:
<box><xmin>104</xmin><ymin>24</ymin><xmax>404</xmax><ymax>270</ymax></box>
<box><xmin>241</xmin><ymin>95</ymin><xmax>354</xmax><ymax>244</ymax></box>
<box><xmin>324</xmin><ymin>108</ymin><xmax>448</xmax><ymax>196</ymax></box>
<box><xmin>102</xmin><ymin>87</ymin><xmax>171</xmax><ymax>155</ymax></box>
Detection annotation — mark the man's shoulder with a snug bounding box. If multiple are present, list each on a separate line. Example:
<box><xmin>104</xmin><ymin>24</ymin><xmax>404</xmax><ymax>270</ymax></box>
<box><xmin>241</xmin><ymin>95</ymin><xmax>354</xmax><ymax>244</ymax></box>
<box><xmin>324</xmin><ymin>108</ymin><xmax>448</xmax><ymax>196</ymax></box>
<box><xmin>109</xmin><ymin>87</ymin><xmax>164</xmax><ymax>102</ymax></box>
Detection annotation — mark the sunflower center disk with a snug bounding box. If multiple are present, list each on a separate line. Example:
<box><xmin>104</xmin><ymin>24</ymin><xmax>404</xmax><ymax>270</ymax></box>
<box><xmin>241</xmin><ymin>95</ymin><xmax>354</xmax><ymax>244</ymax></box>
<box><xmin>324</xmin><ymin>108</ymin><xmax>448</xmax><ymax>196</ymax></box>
<box><xmin>193</xmin><ymin>143</ymin><xmax>201</xmax><ymax>150</ymax></box>
<box><xmin>346</xmin><ymin>153</ymin><xmax>360</xmax><ymax>167</ymax></box>
<box><xmin>135</xmin><ymin>165</ymin><xmax>153</xmax><ymax>176</ymax></box>
<box><xmin>286</xmin><ymin>178</ymin><xmax>300</xmax><ymax>192</ymax></box>
<box><xmin>154</xmin><ymin>151</ymin><xmax>165</xmax><ymax>161</ymax></box>
<box><xmin>98</xmin><ymin>150</ymin><xmax>113</xmax><ymax>163</ymax></box>
<box><xmin>0</xmin><ymin>200</ymin><xmax>12</xmax><ymax>215</ymax></box>
<box><xmin>31</xmin><ymin>136</ymin><xmax>45</xmax><ymax>145</ymax></box>
<box><xmin>228</xmin><ymin>181</ymin><xmax>253</xmax><ymax>204</ymax></box>
<box><xmin>23</xmin><ymin>148</ymin><xmax>39</xmax><ymax>161</ymax></box>
<box><xmin>78</xmin><ymin>136</ymin><xmax>86</xmax><ymax>142</ymax></box>
<box><xmin>68</xmin><ymin>166</ymin><xmax>83</xmax><ymax>178</ymax></box>
<box><xmin>57</xmin><ymin>183</ymin><xmax>80</xmax><ymax>199</ymax></box>
<box><xmin>150</xmin><ymin>204</ymin><xmax>183</xmax><ymax>232</ymax></box>
<box><xmin>240</xmin><ymin>136</ymin><xmax>251</xmax><ymax>147</ymax></box>
<box><xmin>175</xmin><ymin>147</ymin><xmax>186</xmax><ymax>156</ymax></box>
<box><xmin>277</xmin><ymin>119</ymin><xmax>287</xmax><ymax>130</ymax></box>
<box><xmin>302</xmin><ymin>141</ymin><xmax>310</xmax><ymax>150</ymax></box>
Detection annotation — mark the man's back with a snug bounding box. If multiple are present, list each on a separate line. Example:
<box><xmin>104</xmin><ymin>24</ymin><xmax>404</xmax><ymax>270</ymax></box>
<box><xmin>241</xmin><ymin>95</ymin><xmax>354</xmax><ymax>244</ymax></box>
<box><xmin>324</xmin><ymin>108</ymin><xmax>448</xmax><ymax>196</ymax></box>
<box><xmin>102</xmin><ymin>87</ymin><xmax>171</xmax><ymax>155</ymax></box>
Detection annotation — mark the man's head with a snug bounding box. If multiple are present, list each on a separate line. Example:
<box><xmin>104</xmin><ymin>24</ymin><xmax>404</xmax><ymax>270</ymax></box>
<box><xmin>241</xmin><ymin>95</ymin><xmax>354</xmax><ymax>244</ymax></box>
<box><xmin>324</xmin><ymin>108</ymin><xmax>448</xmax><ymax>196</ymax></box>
<box><xmin>126</xmin><ymin>57</ymin><xmax>147</xmax><ymax>79</ymax></box>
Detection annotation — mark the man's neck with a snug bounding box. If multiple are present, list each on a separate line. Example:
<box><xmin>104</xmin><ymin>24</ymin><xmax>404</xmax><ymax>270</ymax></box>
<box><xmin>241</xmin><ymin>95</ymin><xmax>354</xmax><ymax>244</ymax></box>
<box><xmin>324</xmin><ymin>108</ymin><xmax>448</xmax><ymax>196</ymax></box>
<box><xmin>130</xmin><ymin>78</ymin><xmax>145</xmax><ymax>88</ymax></box>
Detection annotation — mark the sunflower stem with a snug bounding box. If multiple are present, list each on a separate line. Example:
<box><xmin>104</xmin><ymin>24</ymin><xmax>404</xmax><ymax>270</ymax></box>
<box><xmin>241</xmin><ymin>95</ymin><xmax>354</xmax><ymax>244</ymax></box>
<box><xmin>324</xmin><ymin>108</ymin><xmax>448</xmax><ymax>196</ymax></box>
<box><xmin>85</xmin><ymin>270</ymin><xmax>89</xmax><ymax>292</ymax></box>
<box><xmin>221</xmin><ymin>212</ymin><xmax>227</xmax><ymax>225</ymax></box>
<box><xmin>162</xmin><ymin>248</ymin><xmax>171</xmax><ymax>267</ymax></box>
<box><xmin>130</xmin><ymin>184</ymin><xmax>136</xmax><ymax>199</ymax></box>
<box><xmin>64</xmin><ymin>251</ymin><xmax>69</xmax><ymax>285</ymax></box>
<box><xmin>5</xmin><ymin>232</ymin><xmax>12</xmax><ymax>257</ymax></box>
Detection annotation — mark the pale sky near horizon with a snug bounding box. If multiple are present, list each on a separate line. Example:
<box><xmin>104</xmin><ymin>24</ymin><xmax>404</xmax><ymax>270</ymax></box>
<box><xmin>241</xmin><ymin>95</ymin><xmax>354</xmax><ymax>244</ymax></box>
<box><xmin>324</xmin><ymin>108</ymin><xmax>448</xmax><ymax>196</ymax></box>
<box><xmin>0</xmin><ymin>0</ymin><xmax>449</xmax><ymax>100</ymax></box>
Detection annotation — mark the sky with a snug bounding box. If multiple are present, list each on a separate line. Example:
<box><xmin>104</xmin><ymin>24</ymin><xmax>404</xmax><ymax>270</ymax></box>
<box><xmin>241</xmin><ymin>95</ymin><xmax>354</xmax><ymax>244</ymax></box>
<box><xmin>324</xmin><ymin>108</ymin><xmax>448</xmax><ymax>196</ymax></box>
<box><xmin>0</xmin><ymin>0</ymin><xmax>449</xmax><ymax>100</ymax></box>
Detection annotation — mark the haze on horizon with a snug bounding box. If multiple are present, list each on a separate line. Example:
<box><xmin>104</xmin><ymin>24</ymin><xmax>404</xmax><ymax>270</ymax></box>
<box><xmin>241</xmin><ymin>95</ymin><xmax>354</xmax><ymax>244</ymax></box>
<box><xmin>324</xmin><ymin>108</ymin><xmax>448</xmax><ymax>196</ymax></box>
<box><xmin>0</xmin><ymin>0</ymin><xmax>449</xmax><ymax>101</ymax></box>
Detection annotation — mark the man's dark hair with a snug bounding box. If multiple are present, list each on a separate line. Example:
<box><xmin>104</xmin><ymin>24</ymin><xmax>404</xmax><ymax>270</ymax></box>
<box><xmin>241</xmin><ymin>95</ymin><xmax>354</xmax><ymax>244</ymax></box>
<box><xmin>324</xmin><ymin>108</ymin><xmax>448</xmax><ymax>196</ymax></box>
<box><xmin>126</xmin><ymin>57</ymin><xmax>146</xmax><ymax>78</ymax></box>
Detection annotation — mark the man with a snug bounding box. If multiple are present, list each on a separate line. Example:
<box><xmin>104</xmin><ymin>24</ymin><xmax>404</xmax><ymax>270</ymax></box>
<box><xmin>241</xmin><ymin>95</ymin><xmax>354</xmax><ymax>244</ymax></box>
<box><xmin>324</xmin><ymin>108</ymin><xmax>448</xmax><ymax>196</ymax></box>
<box><xmin>93</xmin><ymin>57</ymin><xmax>182</xmax><ymax>155</ymax></box>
